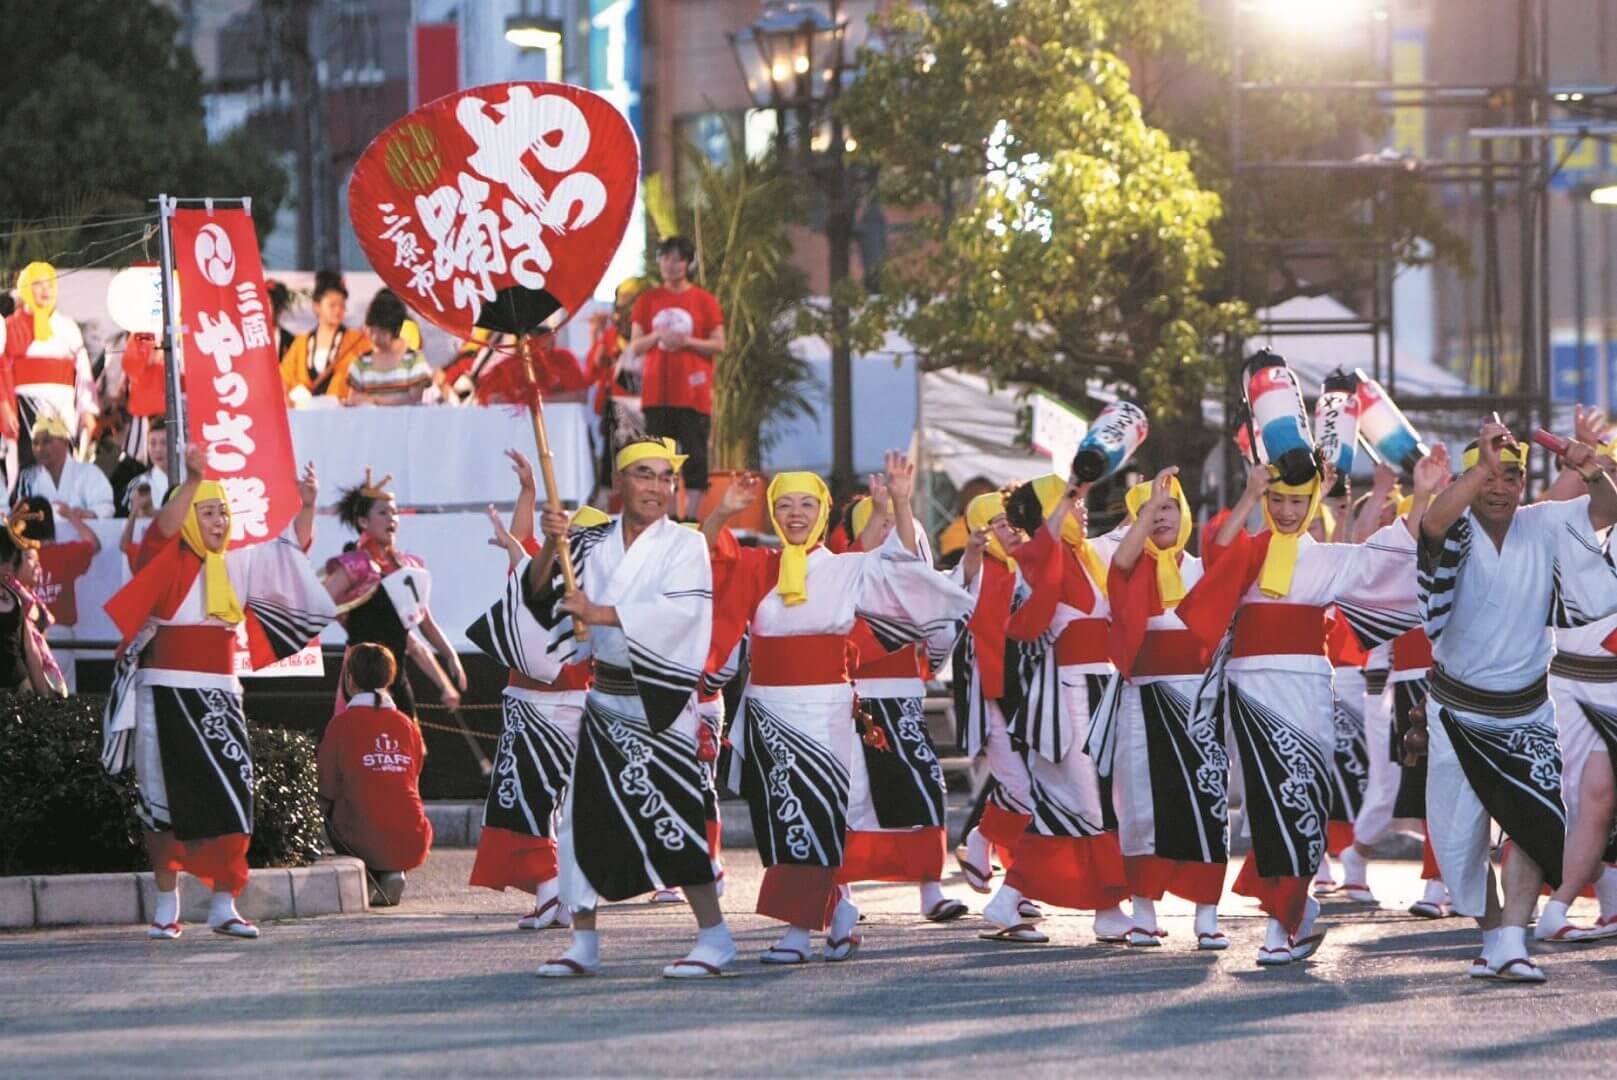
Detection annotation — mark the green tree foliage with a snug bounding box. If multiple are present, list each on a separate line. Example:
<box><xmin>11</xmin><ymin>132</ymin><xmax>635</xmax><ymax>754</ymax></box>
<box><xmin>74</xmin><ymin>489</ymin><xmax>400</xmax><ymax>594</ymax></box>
<box><xmin>0</xmin><ymin>1</ymin><xmax>287</xmax><ymax>244</ymax></box>
<box><xmin>839</xmin><ymin>0</ymin><xmax>1250</xmax><ymax>481</ymax></box>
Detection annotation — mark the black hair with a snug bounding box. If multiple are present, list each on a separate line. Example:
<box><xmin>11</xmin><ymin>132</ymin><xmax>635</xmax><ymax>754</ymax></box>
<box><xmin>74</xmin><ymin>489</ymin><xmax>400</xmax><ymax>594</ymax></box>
<box><xmin>1003</xmin><ymin>482</ymin><xmax>1045</xmax><ymax>538</ymax></box>
<box><xmin>312</xmin><ymin>269</ymin><xmax>348</xmax><ymax>302</ymax></box>
<box><xmin>266</xmin><ymin>279</ymin><xmax>292</xmax><ymax>317</ymax></box>
<box><xmin>13</xmin><ymin>496</ymin><xmax>55</xmax><ymax>543</ymax></box>
<box><xmin>0</xmin><ymin>528</ymin><xmax>24</xmax><ymax>570</ymax></box>
<box><xmin>657</xmin><ymin>235</ymin><xmax>696</xmax><ymax>264</ymax></box>
<box><xmin>336</xmin><ymin>483</ymin><xmax>391</xmax><ymax>533</ymax></box>
<box><xmin>364</xmin><ymin>288</ymin><xmax>408</xmax><ymax>337</ymax></box>
<box><xmin>347</xmin><ymin>642</ymin><xmax>398</xmax><ymax>693</ymax></box>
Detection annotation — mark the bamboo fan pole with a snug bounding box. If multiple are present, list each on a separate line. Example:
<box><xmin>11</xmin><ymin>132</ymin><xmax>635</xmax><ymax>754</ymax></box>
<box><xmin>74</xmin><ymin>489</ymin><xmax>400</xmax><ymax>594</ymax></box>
<box><xmin>518</xmin><ymin>333</ymin><xmax>587</xmax><ymax>642</ymax></box>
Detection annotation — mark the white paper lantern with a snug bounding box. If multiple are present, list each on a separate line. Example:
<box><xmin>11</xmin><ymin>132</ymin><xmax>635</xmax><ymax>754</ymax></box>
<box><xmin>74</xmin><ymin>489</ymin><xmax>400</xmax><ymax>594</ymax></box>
<box><xmin>106</xmin><ymin>264</ymin><xmax>166</xmax><ymax>335</ymax></box>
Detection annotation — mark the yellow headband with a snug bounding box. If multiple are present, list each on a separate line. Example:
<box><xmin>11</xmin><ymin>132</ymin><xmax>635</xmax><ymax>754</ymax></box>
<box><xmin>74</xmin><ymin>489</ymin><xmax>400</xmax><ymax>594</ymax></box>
<box><xmin>766</xmin><ymin>471</ymin><xmax>830</xmax><ymax>607</ymax></box>
<box><xmin>1258</xmin><ymin>468</ymin><xmax>1322</xmax><ymax>598</ymax></box>
<box><xmin>617</xmin><ymin>437</ymin><xmax>687</xmax><ymax>473</ymax></box>
<box><xmin>1029</xmin><ymin>473</ymin><xmax>1105</xmax><ymax>597</ymax></box>
<box><xmin>966</xmin><ymin>491</ymin><xmax>1014</xmax><ymax>568</ymax></box>
<box><xmin>1125</xmin><ymin>476</ymin><xmax>1192</xmax><ymax>606</ymax></box>
<box><xmin>181</xmin><ymin>481</ymin><xmax>243</xmax><ymax>625</ymax></box>
<box><xmin>1460</xmin><ymin>443</ymin><xmax>1527</xmax><ymax>472</ymax></box>
<box><xmin>17</xmin><ymin>261</ymin><xmax>56</xmax><ymax>342</ymax></box>
<box><xmin>571</xmin><ymin>505</ymin><xmax>610</xmax><ymax>528</ymax></box>
<box><xmin>849</xmin><ymin>495</ymin><xmax>875</xmax><ymax>540</ymax></box>
<box><xmin>30</xmin><ymin>413</ymin><xmax>70</xmax><ymax>441</ymax></box>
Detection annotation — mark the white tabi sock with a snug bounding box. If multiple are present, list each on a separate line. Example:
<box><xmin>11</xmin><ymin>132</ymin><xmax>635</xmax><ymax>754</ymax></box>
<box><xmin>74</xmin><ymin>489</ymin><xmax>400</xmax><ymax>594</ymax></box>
<box><xmin>207</xmin><ymin>891</ymin><xmax>241</xmax><ymax>927</ymax></box>
<box><xmin>683</xmin><ymin>922</ymin><xmax>737</xmax><ymax>968</ymax></box>
<box><xmin>1339</xmin><ymin>847</ymin><xmax>1368</xmax><ymax>886</ymax></box>
<box><xmin>965</xmin><ymin>827</ymin><xmax>991</xmax><ymax>870</ymax></box>
<box><xmin>1421</xmin><ymin>877</ymin><xmax>1449</xmax><ymax>905</ymax></box>
<box><xmin>918</xmin><ymin>881</ymin><xmax>946</xmax><ymax>913</ymax></box>
<box><xmin>1263</xmin><ymin>917</ymin><xmax>1291</xmax><ymax>951</ymax></box>
<box><xmin>153</xmin><ymin>889</ymin><xmax>179</xmax><ymax>927</ymax></box>
<box><xmin>563</xmin><ymin>929</ymin><xmax>600</xmax><ymax>968</ymax></box>
<box><xmin>773</xmin><ymin>926</ymin><xmax>813</xmax><ymax>955</ymax></box>
<box><xmin>829</xmin><ymin>896</ymin><xmax>860</xmax><ymax>942</ymax></box>
<box><xmin>1130</xmin><ymin>896</ymin><xmax>1158</xmax><ymax>931</ymax></box>
<box><xmin>1534</xmin><ymin>899</ymin><xmax>1570</xmax><ymax>940</ymax></box>
<box><xmin>1093</xmin><ymin>904</ymin><xmax>1131</xmax><ymax>938</ymax></box>
<box><xmin>1496</xmin><ymin>924</ymin><xmax>1529</xmax><ymax>960</ymax></box>
<box><xmin>1480</xmin><ymin>926</ymin><xmax>1503</xmax><ymax>964</ymax></box>
<box><xmin>1597</xmin><ymin>866</ymin><xmax>1617</xmax><ymax>920</ymax></box>
<box><xmin>1194</xmin><ymin>903</ymin><xmax>1219</xmax><ymax>938</ymax></box>
<box><xmin>982</xmin><ymin>884</ymin><xmax>1025</xmax><ymax>928</ymax></box>
<box><xmin>1313</xmin><ymin>854</ymin><xmax>1336</xmax><ymax>885</ymax></box>
<box><xmin>536</xmin><ymin>877</ymin><xmax>559</xmax><ymax>908</ymax></box>
<box><xmin>1295</xmin><ymin>897</ymin><xmax>1320</xmax><ymax>939</ymax></box>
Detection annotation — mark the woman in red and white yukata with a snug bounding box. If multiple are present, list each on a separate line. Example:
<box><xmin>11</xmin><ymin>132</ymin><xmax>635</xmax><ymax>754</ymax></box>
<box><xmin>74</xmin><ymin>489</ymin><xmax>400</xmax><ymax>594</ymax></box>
<box><xmin>100</xmin><ymin>445</ymin><xmax>335</xmax><ymax>940</ymax></box>
<box><xmin>2</xmin><ymin>262</ymin><xmax>96</xmax><ymax>477</ymax></box>
<box><xmin>975</xmin><ymin>474</ymin><xmax>1132</xmax><ymax>945</ymax></box>
<box><xmin>1177</xmin><ymin>457</ymin><xmax>1439</xmax><ymax>966</ymax></box>
<box><xmin>1105</xmin><ymin>469</ymin><xmax>1229</xmax><ymax>950</ymax></box>
<box><xmin>324</xmin><ymin>470</ymin><xmax>465</xmax><ymax>719</ymax></box>
<box><xmin>704</xmin><ymin>453</ymin><xmax>973</xmax><ymax>964</ymax></box>
<box><xmin>835</xmin><ymin>490</ymin><xmax>969</xmax><ymax>923</ymax></box>
<box><xmin>466</xmin><ymin>450</ymin><xmax>604</xmax><ymax>931</ymax></box>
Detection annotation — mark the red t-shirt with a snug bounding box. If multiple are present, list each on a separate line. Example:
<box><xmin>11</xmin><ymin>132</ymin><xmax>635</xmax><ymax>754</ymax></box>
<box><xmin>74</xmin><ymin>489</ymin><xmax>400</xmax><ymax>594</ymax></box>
<box><xmin>475</xmin><ymin>345</ymin><xmax>589</xmax><ymax>405</ymax></box>
<box><xmin>317</xmin><ymin>700</ymin><xmax>433</xmax><ymax>872</ymax></box>
<box><xmin>34</xmin><ymin>540</ymin><xmax>95</xmax><ymax>626</ymax></box>
<box><xmin>631</xmin><ymin>285</ymin><xmax>723</xmax><ymax>413</ymax></box>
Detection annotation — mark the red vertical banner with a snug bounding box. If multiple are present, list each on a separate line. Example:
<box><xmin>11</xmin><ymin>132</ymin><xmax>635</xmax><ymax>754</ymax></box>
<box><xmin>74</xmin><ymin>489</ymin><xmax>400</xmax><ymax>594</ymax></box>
<box><xmin>413</xmin><ymin>22</ymin><xmax>460</xmax><ymax>106</ymax></box>
<box><xmin>169</xmin><ymin>207</ymin><xmax>299</xmax><ymax>548</ymax></box>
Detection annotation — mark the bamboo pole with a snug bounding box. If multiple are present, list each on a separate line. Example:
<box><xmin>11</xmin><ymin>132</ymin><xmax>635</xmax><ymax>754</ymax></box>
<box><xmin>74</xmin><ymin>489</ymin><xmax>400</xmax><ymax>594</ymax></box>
<box><xmin>518</xmin><ymin>333</ymin><xmax>587</xmax><ymax>641</ymax></box>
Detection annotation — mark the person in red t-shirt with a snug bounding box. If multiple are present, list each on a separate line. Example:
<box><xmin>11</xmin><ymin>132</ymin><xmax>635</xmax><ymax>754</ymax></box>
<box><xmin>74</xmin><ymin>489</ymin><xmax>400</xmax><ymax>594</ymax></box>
<box><xmin>474</xmin><ymin>326</ymin><xmax>591</xmax><ymax>407</ymax></box>
<box><xmin>318</xmin><ymin>642</ymin><xmax>433</xmax><ymax>906</ymax></box>
<box><xmin>12</xmin><ymin>495</ymin><xmax>98</xmax><ymax>626</ymax></box>
<box><xmin>627</xmin><ymin>236</ymin><xmax>725</xmax><ymax>519</ymax></box>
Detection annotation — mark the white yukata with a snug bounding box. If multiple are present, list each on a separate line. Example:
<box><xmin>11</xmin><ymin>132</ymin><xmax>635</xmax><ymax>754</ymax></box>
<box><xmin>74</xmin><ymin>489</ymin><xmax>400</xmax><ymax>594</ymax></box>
<box><xmin>1420</xmin><ymin>495</ymin><xmax>1617</xmax><ymax>917</ymax></box>
<box><xmin>716</xmin><ymin>529</ymin><xmax>971</xmax><ymax>928</ymax></box>
<box><xmin>1550</xmin><ymin>613</ymin><xmax>1617</xmax><ymax>871</ymax></box>
<box><xmin>519</xmin><ymin>516</ymin><xmax>718</xmax><ymax>910</ymax></box>
<box><xmin>16</xmin><ymin>458</ymin><xmax>115</xmax><ymax>519</ymax></box>
<box><xmin>12</xmin><ymin>309</ymin><xmax>96</xmax><ymax>440</ymax></box>
<box><xmin>1183</xmin><ymin>522</ymin><xmax>1421</xmax><ymax>929</ymax></box>
<box><xmin>1106</xmin><ymin>554</ymin><xmax>1229</xmax><ymax>902</ymax></box>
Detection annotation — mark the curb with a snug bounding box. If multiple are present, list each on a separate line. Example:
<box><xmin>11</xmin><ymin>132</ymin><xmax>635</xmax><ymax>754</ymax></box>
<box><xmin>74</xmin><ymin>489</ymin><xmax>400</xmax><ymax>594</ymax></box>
<box><xmin>0</xmin><ymin>857</ymin><xmax>370</xmax><ymax>931</ymax></box>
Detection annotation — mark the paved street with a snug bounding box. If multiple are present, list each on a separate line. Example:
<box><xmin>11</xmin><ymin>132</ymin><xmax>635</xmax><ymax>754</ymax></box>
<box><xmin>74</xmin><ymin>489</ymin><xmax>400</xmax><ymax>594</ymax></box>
<box><xmin>5</xmin><ymin>849</ymin><xmax>1616</xmax><ymax>1077</ymax></box>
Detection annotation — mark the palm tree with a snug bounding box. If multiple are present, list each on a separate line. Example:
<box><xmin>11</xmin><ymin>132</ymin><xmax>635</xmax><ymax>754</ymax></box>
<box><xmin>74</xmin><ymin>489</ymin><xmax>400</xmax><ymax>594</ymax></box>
<box><xmin>650</xmin><ymin>125</ymin><xmax>820</xmax><ymax>471</ymax></box>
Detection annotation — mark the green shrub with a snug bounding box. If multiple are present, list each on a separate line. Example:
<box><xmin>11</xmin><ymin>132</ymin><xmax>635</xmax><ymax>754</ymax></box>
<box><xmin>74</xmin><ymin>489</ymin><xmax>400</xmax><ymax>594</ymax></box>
<box><xmin>0</xmin><ymin>692</ymin><xmax>323</xmax><ymax>876</ymax></box>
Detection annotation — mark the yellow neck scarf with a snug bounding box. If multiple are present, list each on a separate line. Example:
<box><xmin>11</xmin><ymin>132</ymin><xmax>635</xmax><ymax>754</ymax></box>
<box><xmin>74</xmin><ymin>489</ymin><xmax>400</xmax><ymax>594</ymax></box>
<box><xmin>1258</xmin><ymin>470</ymin><xmax>1322</xmax><ymax>598</ymax></box>
<box><xmin>1029</xmin><ymin>473</ymin><xmax>1107</xmax><ymax>598</ymax></box>
<box><xmin>182</xmin><ymin>481</ymin><xmax>243</xmax><ymax>625</ymax></box>
<box><xmin>17</xmin><ymin>262</ymin><xmax>56</xmax><ymax>342</ymax></box>
<box><xmin>1125</xmin><ymin>476</ymin><xmax>1193</xmax><ymax>606</ymax></box>
<box><xmin>966</xmin><ymin>491</ymin><xmax>1015</xmax><ymax>569</ymax></box>
<box><xmin>767</xmin><ymin>471</ymin><xmax>829</xmax><ymax>607</ymax></box>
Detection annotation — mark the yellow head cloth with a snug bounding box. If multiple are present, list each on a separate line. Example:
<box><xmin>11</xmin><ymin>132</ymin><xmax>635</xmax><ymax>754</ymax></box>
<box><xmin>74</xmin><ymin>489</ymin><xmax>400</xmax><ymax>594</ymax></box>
<box><xmin>1258</xmin><ymin>468</ymin><xmax>1322</xmax><ymax>599</ymax></box>
<box><xmin>849</xmin><ymin>496</ymin><xmax>875</xmax><ymax>541</ymax></box>
<box><xmin>30</xmin><ymin>412</ymin><xmax>70</xmax><ymax>441</ymax></box>
<box><xmin>1124</xmin><ymin>476</ymin><xmax>1193</xmax><ymax>606</ymax></box>
<box><xmin>1396</xmin><ymin>493</ymin><xmax>1416</xmax><ymax>518</ymax></box>
<box><xmin>570</xmin><ymin>505</ymin><xmax>611</xmax><ymax>528</ymax></box>
<box><xmin>16</xmin><ymin>262</ymin><xmax>56</xmax><ymax>342</ymax></box>
<box><xmin>616</xmin><ymin>437</ymin><xmax>687</xmax><ymax>473</ymax></box>
<box><xmin>1316</xmin><ymin>503</ymin><xmax>1336</xmax><ymax>539</ymax></box>
<box><xmin>181</xmin><ymin>481</ymin><xmax>243</xmax><ymax>625</ymax></box>
<box><xmin>966</xmin><ymin>491</ymin><xmax>1015</xmax><ymax>568</ymax></box>
<box><xmin>1460</xmin><ymin>442</ymin><xmax>1528</xmax><ymax>472</ymax></box>
<box><xmin>1029</xmin><ymin>473</ymin><xmax>1106</xmax><ymax>598</ymax></box>
<box><xmin>766</xmin><ymin>471</ymin><xmax>830</xmax><ymax>607</ymax></box>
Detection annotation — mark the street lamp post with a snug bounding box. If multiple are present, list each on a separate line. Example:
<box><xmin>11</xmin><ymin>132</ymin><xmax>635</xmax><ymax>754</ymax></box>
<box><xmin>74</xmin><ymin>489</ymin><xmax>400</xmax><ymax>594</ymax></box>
<box><xmin>730</xmin><ymin>1</ymin><xmax>860</xmax><ymax>496</ymax></box>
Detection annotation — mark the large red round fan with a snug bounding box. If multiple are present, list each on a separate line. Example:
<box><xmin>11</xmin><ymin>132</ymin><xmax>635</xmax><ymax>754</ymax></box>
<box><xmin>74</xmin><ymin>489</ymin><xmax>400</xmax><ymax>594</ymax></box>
<box><xmin>348</xmin><ymin>82</ymin><xmax>640</xmax><ymax>338</ymax></box>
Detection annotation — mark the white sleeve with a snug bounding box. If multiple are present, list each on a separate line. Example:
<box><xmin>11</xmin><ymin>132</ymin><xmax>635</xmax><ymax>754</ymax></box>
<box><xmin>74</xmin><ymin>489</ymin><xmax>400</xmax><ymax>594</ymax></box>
<box><xmin>854</xmin><ymin>542</ymin><xmax>975</xmax><ymax>667</ymax></box>
<box><xmin>1323</xmin><ymin>521</ymin><xmax>1423</xmax><ymax>648</ymax></box>
<box><xmin>83</xmin><ymin>465</ymin><xmax>116</xmax><ymax>520</ymax></box>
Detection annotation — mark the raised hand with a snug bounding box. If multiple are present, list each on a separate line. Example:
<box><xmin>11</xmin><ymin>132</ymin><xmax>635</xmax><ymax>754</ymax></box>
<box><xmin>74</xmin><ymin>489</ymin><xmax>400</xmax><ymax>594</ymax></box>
<box><xmin>1371</xmin><ymin>461</ymin><xmax>1397</xmax><ymax>493</ymax></box>
<box><xmin>1575</xmin><ymin>404</ymin><xmax>1611</xmax><ymax>447</ymax></box>
<box><xmin>505</xmin><ymin>448</ymin><xmax>536</xmax><ymax>492</ymax></box>
<box><xmin>539</xmin><ymin>504</ymin><xmax>570</xmax><ymax>541</ymax></box>
<box><xmin>1412</xmin><ymin>445</ymin><xmax>1450</xmax><ymax>497</ymax></box>
<box><xmin>1478</xmin><ymin>415</ymin><xmax>1514</xmax><ymax>473</ymax></box>
<box><xmin>487</xmin><ymin>504</ymin><xmax>519</xmax><ymax>551</ymax></box>
<box><xmin>298</xmin><ymin>461</ymin><xmax>319</xmax><ymax>508</ymax></box>
<box><xmin>1145</xmin><ymin>466</ymin><xmax>1179</xmax><ymax>513</ymax></box>
<box><xmin>867</xmin><ymin>473</ymin><xmax>891</xmax><ymax>513</ymax></box>
<box><xmin>1243</xmin><ymin>463</ymin><xmax>1271</xmax><ymax>502</ymax></box>
<box><xmin>718</xmin><ymin>472</ymin><xmax>760</xmax><ymax>516</ymax></box>
<box><xmin>884</xmin><ymin>450</ymin><xmax>915</xmax><ymax>503</ymax></box>
<box><xmin>185</xmin><ymin>442</ymin><xmax>208</xmax><ymax>481</ymax></box>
